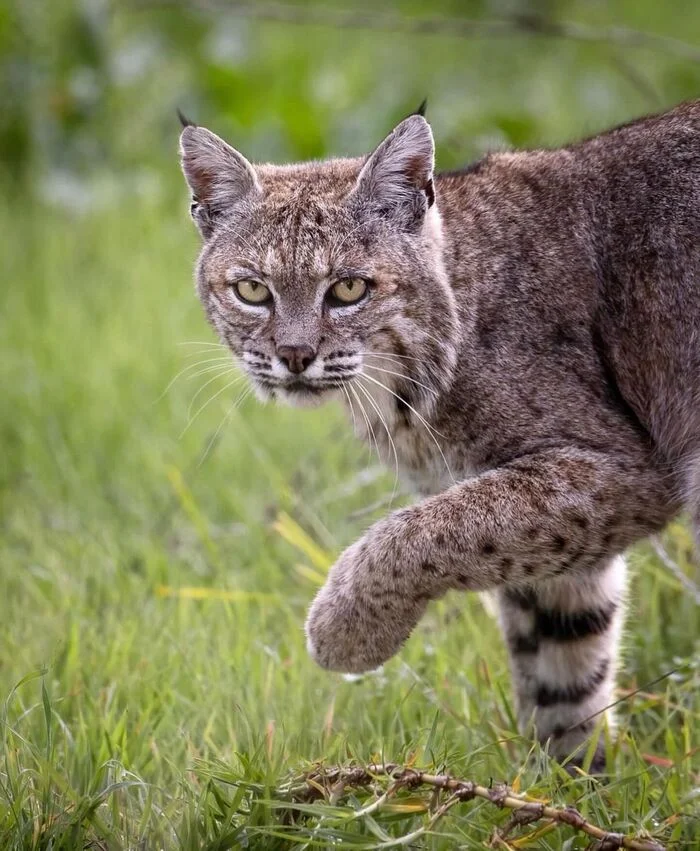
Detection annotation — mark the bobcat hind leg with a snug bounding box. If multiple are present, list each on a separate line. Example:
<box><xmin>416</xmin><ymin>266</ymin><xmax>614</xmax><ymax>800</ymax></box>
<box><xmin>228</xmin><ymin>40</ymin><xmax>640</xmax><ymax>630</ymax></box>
<box><xmin>496</xmin><ymin>556</ymin><xmax>627</xmax><ymax>772</ymax></box>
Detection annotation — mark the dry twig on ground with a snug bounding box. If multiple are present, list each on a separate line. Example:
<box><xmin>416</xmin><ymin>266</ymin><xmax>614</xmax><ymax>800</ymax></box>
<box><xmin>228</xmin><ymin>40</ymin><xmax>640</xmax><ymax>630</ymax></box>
<box><xmin>286</xmin><ymin>762</ymin><xmax>667</xmax><ymax>850</ymax></box>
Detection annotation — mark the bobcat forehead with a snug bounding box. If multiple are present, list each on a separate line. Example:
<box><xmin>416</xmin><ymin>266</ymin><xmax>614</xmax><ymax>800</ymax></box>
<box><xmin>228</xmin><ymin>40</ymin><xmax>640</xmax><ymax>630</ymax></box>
<box><xmin>255</xmin><ymin>157</ymin><xmax>364</xmax><ymax>202</ymax></box>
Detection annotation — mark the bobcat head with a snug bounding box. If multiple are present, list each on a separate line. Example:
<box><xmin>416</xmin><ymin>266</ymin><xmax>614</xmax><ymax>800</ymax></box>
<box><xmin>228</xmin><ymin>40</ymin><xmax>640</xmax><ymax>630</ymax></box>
<box><xmin>179</xmin><ymin>115</ymin><xmax>459</xmax><ymax>415</ymax></box>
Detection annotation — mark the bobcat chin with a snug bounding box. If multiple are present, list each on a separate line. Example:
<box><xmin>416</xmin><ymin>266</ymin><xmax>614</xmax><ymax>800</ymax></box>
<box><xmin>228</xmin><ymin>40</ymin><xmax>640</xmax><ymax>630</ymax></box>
<box><xmin>179</xmin><ymin>101</ymin><xmax>700</xmax><ymax>771</ymax></box>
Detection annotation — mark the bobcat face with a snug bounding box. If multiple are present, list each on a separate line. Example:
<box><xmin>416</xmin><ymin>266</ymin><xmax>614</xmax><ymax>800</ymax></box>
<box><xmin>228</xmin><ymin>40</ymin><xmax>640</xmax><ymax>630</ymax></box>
<box><xmin>180</xmin><ymin>117</ymin><xmax>460</xmax><ymax>413</ymax></box>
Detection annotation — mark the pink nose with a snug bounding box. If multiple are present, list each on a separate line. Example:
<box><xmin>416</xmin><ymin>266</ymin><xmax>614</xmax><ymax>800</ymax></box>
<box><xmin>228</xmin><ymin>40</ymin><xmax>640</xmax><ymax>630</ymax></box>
<box><xmin>276</xmin><ymin>344</ymin><xmax>316</xmax><ymax>374</ymax></box>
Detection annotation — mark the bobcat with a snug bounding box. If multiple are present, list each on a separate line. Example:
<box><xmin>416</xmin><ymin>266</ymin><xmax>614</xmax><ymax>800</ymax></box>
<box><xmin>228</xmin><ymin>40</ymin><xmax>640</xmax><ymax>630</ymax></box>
<box><xmin>179</xmin><ymin>101</ymin><xmax>700</xmax><ymax>770</ymax></box>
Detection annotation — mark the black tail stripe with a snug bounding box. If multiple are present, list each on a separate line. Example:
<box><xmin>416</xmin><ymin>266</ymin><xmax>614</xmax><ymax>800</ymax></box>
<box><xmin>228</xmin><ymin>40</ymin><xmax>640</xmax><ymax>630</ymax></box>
<box><xmin>536</xmin><ymin>601</ymin><xmax>617</xmax><ymax>642</ymax></box>
<box><xmin>504</xmin><ymin>586</ymin><xmax>537</xmax><ymax>610</ymax></box>
<box><xmin>506</xmin><ymin>599</ymin><xmax>616</xmax><ymax>654</ymax></box>
<box><xmin>536</xmin><ymin>658</ymin><xmax>609</xmax><ymax>707</ymax></box>
<box><xmin>551</xmin><ymin>719</ymin><xmax>595</xmax><ymax>739</ymax></box>
<box><xmin>510</xmin><ymin>633</ymin><xmax>539</xmax><ymax>654</ymax></box>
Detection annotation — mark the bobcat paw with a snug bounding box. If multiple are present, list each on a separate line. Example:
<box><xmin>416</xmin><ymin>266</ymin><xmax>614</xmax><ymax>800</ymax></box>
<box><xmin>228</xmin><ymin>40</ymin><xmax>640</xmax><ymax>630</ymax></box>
<box><xmin>304</xmin><ymin>532</ymin><xmax>429</xmax><ymax>673</ymax></box>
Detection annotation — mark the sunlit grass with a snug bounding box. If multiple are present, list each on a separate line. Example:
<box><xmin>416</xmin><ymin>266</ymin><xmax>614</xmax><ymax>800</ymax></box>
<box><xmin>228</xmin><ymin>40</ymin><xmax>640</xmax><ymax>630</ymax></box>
<box><xmin>0</xmin><ymin>202</ymin><xmax>698</xmax><ymax>848</ymax></box>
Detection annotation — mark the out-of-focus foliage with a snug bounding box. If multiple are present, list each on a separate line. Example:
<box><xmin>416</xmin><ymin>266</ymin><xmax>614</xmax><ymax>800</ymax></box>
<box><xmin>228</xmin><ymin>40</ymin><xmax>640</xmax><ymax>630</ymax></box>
<box><xmin>3</xmin><ymin>0</ymin><xmax>700</xmax><ymax>205</ymax></box>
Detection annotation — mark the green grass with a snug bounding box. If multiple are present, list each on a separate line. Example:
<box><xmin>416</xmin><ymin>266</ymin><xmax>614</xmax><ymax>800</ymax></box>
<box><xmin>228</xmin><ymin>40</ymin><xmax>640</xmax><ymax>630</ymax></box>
<box><xmin>0</xmin><ymin>201</ymin><xmax>698</xmax><ymax>850</ymax></box>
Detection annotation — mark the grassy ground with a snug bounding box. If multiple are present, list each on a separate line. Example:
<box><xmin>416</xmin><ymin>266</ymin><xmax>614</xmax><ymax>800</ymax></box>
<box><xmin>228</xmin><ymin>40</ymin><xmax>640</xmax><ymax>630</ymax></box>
<box><xmin>1</xmin><ymin>200</ymin><xmax>698</xmax><ymax>849</ymax></box>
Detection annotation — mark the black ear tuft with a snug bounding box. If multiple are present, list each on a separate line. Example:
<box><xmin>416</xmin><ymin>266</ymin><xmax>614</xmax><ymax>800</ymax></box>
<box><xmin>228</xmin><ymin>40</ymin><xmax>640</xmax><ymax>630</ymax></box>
<box><xmin>177</xmin><ymin>108</ymin><xmax>196</xmax><ymax>128</ymax></box>
<box><xmin>414</xmin><ymin>98</ymin><xmax>428</xmax><ymax>118</ymax></box>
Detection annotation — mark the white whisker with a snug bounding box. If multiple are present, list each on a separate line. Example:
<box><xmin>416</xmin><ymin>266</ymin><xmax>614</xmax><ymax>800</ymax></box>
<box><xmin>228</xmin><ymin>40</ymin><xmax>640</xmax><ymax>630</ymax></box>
<box><xmin>180</xmin><ymin>374</ymin><xmax>247</xmax><ymax>438</ymax></box>
<box><xmin>359</xmin><ymin>372</ymin><xmax>455</xmax><ymax>483</ymax></box>
<box><xmin>355</xmin><ymin>380</ymin><xmax>400</xmax><ymax>504</ymax></box>
<box><xmin>182</xmin><ymin>348</ymin><xmax>236</xmax><ymax>358</ymax></box>
<box><xmin>349</xmin><ymin>383</ymin><xmax>379</xmax><ymax>465</ymax></box>
<box><xmin>185</xmin><ymin>362</ymin><xmax>238</xmax><ymax>382</ymax></box>
<box><xmin>364</xmin><ymin>364</ymin><xmax>438</xmax><ymax>398</ymax></box>
<box><xmin>187</xmin><ymin>370</ymin><xmax>245</xmax><ymax>420</ymax></box>
<box><xmin>155</xmin><ymin>356</ymin><xmax>236</xmax><ymax>403</ymax></box>
<box><xmin>358</xmin><ymin>351</ymin><xmax>426</xmax><ymax>363</ymax></box>
<box><xmin>340</xmin><ymin>384</ymin><xmax>357</xmax><ymax>434</ymax></box>
<box><xmin>197</xmin><ymin>385</ymin><xmax>254</xmax><ymax>468</ymax></box>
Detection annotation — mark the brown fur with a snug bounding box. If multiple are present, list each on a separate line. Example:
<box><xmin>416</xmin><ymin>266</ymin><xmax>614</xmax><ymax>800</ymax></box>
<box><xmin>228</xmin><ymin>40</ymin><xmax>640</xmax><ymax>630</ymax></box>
<box><xmin>179</xmin><ymin>101</ymin><xmax>699</xmax><ymax>768</ymax></box>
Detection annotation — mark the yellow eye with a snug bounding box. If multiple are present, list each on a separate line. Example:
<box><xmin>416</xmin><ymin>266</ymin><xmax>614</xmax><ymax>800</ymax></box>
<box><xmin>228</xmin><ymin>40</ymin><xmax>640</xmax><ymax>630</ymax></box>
<box><xmin>329</xmin><ymin>278</ymin><xmax>368</xmax><ymax>306</ymax></box>
<box><xmin>235</xmin><ymin>279</ymin><xmax>272</xmax><ymax>305</ymax></box>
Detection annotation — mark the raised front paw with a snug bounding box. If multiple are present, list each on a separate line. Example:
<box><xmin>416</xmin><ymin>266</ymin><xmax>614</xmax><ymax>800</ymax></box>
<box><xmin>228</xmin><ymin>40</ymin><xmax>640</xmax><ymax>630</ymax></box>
<box><xmin>304</xmin><ymin>531</ymin><xmax>430</xmax><ymax>674</ymax></box>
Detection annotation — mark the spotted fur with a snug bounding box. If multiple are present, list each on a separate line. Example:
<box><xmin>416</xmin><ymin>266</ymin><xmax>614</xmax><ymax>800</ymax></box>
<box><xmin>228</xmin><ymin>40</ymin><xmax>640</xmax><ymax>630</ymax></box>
<box><xmin>179</xmin><ymin>101</ymin><xmax>700</xmax><ymax>769</ymax></box>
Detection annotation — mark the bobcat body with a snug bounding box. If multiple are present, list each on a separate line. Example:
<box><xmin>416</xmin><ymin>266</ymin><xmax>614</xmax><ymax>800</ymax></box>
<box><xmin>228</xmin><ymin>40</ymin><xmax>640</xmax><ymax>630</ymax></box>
<box><xmin>179</xmin><ymin>101</ymin><xmax>700</xmax><ymax>769</ymax></box>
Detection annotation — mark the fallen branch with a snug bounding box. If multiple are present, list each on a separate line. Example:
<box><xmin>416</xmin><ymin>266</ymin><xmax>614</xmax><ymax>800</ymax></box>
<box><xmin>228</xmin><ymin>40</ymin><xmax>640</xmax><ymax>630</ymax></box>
<box><xmin>288</xmin><ymin>762</ymin><xmax>666</xmax><ymax>850</ymax></box>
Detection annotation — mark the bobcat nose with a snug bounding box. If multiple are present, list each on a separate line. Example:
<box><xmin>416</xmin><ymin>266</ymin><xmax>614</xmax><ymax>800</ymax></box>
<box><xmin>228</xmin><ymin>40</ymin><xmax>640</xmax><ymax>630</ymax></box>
<box><xmin>276</xmin><ymin>344</ymin><xmax>316</xmax><ymax>375</ymax></box>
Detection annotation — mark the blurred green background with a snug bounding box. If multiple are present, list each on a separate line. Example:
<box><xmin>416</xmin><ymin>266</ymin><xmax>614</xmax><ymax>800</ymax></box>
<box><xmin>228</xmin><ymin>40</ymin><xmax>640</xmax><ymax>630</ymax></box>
<box><xmin>5</xmin><ymin>0</ymin><xmax>700</xmax><ymax>195</ymax></box>
<box><xmin>1</xmin><ymin>1</ymin><xmax>699</xmax><ymax>848</ymax></box>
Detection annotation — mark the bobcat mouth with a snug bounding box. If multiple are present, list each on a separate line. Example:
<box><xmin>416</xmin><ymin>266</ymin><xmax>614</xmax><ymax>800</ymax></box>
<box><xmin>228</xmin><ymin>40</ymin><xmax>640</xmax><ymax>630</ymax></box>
<box><xmin>253</xmin><ymin>376</ymin><xmax>345</xmax><ymax>408</ymax></box>
<box><xmin>254</xmin><ymin>376</ymin><xmax>346</xmax><ymax>399</ymax></box>
<box><xmin>255</xmin><ymin>378</ymin><xmax>334</xmax><ymax>392</ymax></box>
<box><xmin>282</xmin><ymin>381</ymin><xmax>327</xmax><ymax>395</ymax></box>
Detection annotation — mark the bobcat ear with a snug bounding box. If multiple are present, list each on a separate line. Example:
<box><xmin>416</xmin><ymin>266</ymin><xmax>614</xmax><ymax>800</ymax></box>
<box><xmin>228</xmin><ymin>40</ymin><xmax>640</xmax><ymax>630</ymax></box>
<box><xmin>179</xmin><ymin>126</ymin><xmax>260</xmax><ymax>237</ymax></box>
<box><xmin>353</xmin><ymin>115</ymin><xmax>435</xmax><ymax>231</ymax></box>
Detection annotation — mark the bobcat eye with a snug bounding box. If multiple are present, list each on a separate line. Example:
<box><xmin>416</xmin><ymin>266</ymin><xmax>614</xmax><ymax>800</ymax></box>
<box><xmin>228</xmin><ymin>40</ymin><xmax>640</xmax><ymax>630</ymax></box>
<box><xmin>234</xmin><ymin>279</ymin><xmax>272</xmax><ymax>305</ymax></box>
<box><xmin>327</xmin><ymin>278</ymin><xmax>368</xmax><ymax>307</ymax></box>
